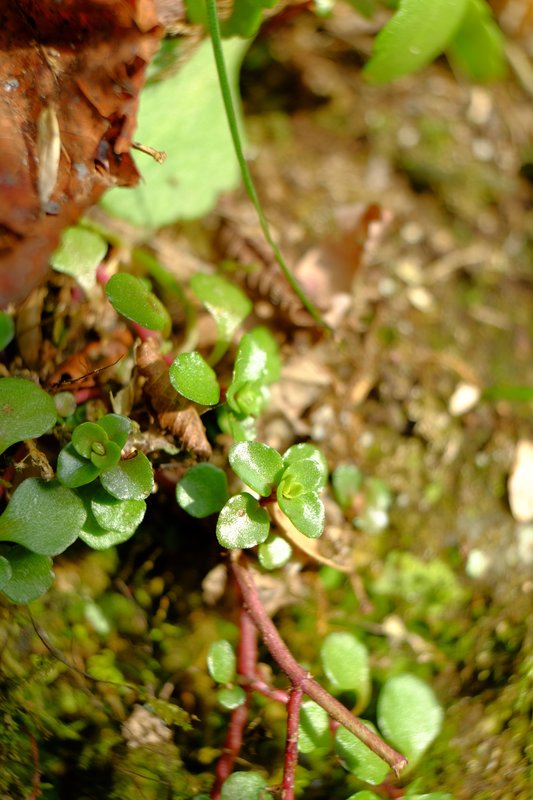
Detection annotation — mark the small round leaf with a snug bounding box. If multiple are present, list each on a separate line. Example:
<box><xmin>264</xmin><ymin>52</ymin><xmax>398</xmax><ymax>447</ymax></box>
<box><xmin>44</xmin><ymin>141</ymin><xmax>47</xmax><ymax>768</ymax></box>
<box><xmin>0</xmin><ymin>479</ymin><xmax>85</xmax><ymax>556</ymax></box>
<box><xmin>176</xmin><ymin>464</ymin><xmax>228</xmax><ymax>518</ymax></box>
<box><xmin>190</xmin><ymin>274</ymin><xmax>252</xmax><ymax>363</ymax></box>
<box><xmin>283</xmin><ymin>443</ymin><xmax>328</xmax><ymax>487</ymax></box>
<box><xmin>100</xmin><ymin>451</ymin><xmax>154</xmax><ymax>500</ymax></box>
<box><xmin>277</xmin><ymin>490</ymin><xmax>325</xmax><ymax>539</ymax></box>
<box><xmin>229</xmin><ymin>441</ymin><xmax>284</xmax><ymax>497</ymax></box>
<box><xmin>50</xmin><ymin>226</ymin><xmax>107</xmax><ymax>291</ymax></box>
<box><xmin>216</xmin><ymin>493</ymin><xmax>270</xmax><ymax>549</ymax></box>
<box><xmin>217</xmin><ymin>686</ymin><xmax>246</xmax><ymax>710</ymax></box>
<box><xmin>0</xmin><ymin>547</ymin><xmax>54</xmax><ymax>603</ymax></box>
<box><xmin>377</xmin><ymin>674</ymin><xmax>443</xmax><ymax>768</ymax></box>
<box><xmin>207</xmin><ymin>639</ymin><xmax>236</xmax><ymax>683</ymax></box>
<box><xmin>91</xmin><ymin>488</ymin><xmax>146</xmax><ymax>534</ymax></box>
<box><xmin>72</xmin><ymin>422</ymin><xmax>109</xmax><ymax>459</ymax></box>
<box><xmin>90</xmin><ymin>439</ymin><xmax>121</xmax><ymax>472</ymax></box>
<box><xmin>335</xmin><ymin>722</ymin><xmax>390</xmax><ymax>784</ymax></box>
<box><xmin>105</xmin><ymin>273</ymin><xmax>171</xmax><ymax>334</ymax></box>
<box><xmin>96</xmin><ymin>413</ymin><xmax>132</xmax><ymax>448</ymax></box>
<box><xmin>298</xmin><ymin>700</ymin><xmax>330</xmax><ymax>754</ymax></box>
<box><xmin>332</xmin><ymin>464</ymin><xmax>363</xmax><ymax>510</ymax></box>
<box><xmin>321</xmin><ymin>632</ymin><xmax>370</xmax><ymax>702</ymax></box>
<box><xmin>220</xmin><ymin>772</ymin><xmax>268</xmax><ymax>800</ymax></box>
<box><xmin>57</xmin><ymin>443</ymin><xmax>101</xmax><ymax>488</ymax></box>
<box><xmin>345</xmin><ymin>793</ymin><xmax>382</xmax><ymax>800</ymax></box>
<box><xmin>258</xmin><ymin>534</ymin><xmax>292</xmax><ymax>570</ymax></box>
<box><xmin>169</xmin><ymin>351</ymin><xmax>220</xmax><ymax>405</ymax></box>
<box><xmin>279</xmin><ymin>459</ymin><xmax>325</xmax><ymax>496</ymax></box>
<box><xmin>0</xmin><ymin>378</ymin><xmax>56</xmax><ymax>455</ymax></box>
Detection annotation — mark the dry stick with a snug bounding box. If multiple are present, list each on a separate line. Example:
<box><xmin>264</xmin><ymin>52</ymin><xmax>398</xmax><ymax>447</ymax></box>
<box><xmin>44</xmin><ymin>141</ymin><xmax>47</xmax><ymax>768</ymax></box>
<box><xmin>230</xmin><ymin>556</ymin><xmax>408</xmax><ymax>777</ymax></box>
<box><xmin>282</xmin><ymin>685</ymin><xmax>304</xmax><ymax>800</ymax></box>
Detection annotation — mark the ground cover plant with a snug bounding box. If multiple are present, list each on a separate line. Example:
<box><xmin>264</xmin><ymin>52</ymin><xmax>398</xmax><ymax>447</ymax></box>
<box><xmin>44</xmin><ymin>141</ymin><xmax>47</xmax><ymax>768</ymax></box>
<box><xmin>1</xmin><ymin>0</ymin><xmax>532</xmax><ymax>798</ymax></box>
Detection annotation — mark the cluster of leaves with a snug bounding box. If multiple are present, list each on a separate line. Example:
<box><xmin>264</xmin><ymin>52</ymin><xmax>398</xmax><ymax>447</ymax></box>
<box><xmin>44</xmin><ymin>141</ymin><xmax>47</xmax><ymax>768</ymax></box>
<box><xmin>177</xmin><ymin>441</ymin><xmax>327</xmax><ymax>558</ymax></box>
<box><xmin>333</xmin><ymin>464</ymin><xmax>393</xmax><ymax>534</ymax></box>
<box><xmin>206</xmin><ymin>631</ymin><xmax>447</xmax><ymax>798</ymax></box>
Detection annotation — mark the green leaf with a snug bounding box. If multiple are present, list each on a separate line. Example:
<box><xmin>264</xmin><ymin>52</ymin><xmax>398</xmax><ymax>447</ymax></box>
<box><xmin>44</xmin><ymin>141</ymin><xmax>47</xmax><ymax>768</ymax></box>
<box><xmin>0</xmin><ymin>378</ymin><xmax>57</xmax><ymax>455</ymax></box>
<box><xmin>216</xmin><ymin>492</ymin><xmax>270</xmax><ymax>549</ymax></box>
<box><xmin>320</xmin><ymin>632</ymin><xmax>370</xmax><ymax>704</ymax></box>
<box><xmin>344</xmin><ymin>792</ymin><xmax>382</xmax><ymax>800</ymax></box>
<box><xmin>190</xmin><ymin>273</ymin><xmax>252</xmax><ymax>363</ymax></box>
<box><xmin>169</xmin><ymin>351</ymin><xmax>220</xmax><ymax>405</ymax></box>
<box><xmin>335</xmin><ymin>722</ymin><xmax>390</xmax><ymax>784</ymax></box>
<box><xmin>50</xmin><ymin>226</ymin><xmax>107</xmax><ymax>291</ymax></box>
<box><xmin>72</xmin><ymin>422</ymin><xmax>109</xmax><ymax>459</ymax></box>
<box><xmin>101</xmin><ymin>38</ymin><xmax>250</xmax><ymax>228</ymax></box>
<box><xmin>332</xmin><ymin>464</ymin><xmax>363</xmax><ymax>509</ymax></box>
<box><xmin>363</xmin><ymin>0</ymin><xmax>468</xmax><ymax>83</ymax></box>
<box><xmin>79</xmin><ymin>522</ymin><xmax>136</xmax><ymax>551</ymax></box>
<box><xmin>207</xmin><ymin>639</ymin><xmax>236</xmax><ymax>683</ymax></box>
<box><xmin>221</xmin><ymin>0</ymin><xmax>275</xmax><ymax>38</ymax></box>
<box><xmin>257</xmin><ymin>534</ymin><xmax>292</xmax><ymax>570</ymax></box>
<box><xmin>283</xmin><ymin>443</ymin><xmax>328</xmax><ymax>487</ymax></box>
<box><xmin>0</xmin><ymin>555</ymin><xmax>12</xmax><ymax>589</ymax></box>
<box><xmin>217</xmin><ymin>405</ymin><xmax>257</xmax><ymax>442</ymax></box>
<box><xmin>0</xmin><ymin>312</ymin><xmax>14</xmax><ymax>350</ymax></box>
<box><xmin>89</xmin><ymin>440</ymin><xmax>121</xmax><ymax>472</ymax></box>
<box><xmin>56</xmin><ymin>442</ymin><xmax>101</xmax><ymax>488</ymax></box>
<box><xmin>0</xmin><ymin>479</ymin><xmax>85</xmax><ymax>556</ymax></box>
<box><xmin>229</xmin><ymin>441</ymin><xmax>284</xmax><ymax>497</ymax></box>
<box><xmin>279</xmin><ymin>459</ymin><xmax>325</xmax><ymax>496</ymax></box>
<box><xmin>96</xmin><ymin>413</ymin><xmax>132</xmax><ymax>448</ymax></box>
<box><xmin>90</xmin><ymin>486</ymin><xmax>146</xmax><ymax>534</ymax></box>
<box><xmin>220</xmin><ymin>772</ymin><xmax>268</xmax><ymax>800</ymax></box>
<box><xmin>105</xmin><ymin>273</ymin><xmax>171</xmax><ymax>335</ymax></box>
<box><xmin>446</xmin><ymin>0</ymin><xmax>506</xmax><ymax>81</ymax></box>
<box><xmin>277</xmin><ymin>490</ymin><xmax>325</xmax><ymax>539</ymax></box>
<box><xmin>377</xmin><ymin>674</ymin><xmax>443</xmax><ymax>768</ymax></box>
<box><xmin>0</xmin><ymin>547</ymin><xmax>54</xmax><ymax>603</ymax></box>
<box><xmin>217</xmin><ymin>686</ymin><xmax>246</xmax><ymax>709</ymax></box>
<box><xmin>298</xmin><ymin>700</ymin><xmax>330</xmax><ymax>754</ymax></box>
<box><xmin>176</xmin><ymin>463</ymin><xmax>228</xmax><ymax>518</ymax></box>
<box><xmin>226</xmin><ymin>327</ymin><xmax>281</xmax><ymax>415</ymax></box>
<box><xmin>100</xmin><ymin>452</ymin><xmax>154</xmax><ymax>500</ymax></box>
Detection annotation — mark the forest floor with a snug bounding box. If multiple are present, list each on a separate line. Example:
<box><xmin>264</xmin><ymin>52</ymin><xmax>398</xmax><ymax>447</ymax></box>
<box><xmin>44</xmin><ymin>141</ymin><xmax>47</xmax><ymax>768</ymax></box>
<box><xmin>1</xmin><ymin>7</ymin><xmax>532</xmax><ymax>800</ymax></box>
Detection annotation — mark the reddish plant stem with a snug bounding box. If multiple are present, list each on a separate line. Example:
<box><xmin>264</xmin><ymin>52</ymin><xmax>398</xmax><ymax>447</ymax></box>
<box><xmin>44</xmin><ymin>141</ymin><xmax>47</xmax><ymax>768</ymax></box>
<box><xmin>230</xmin><ymin>556</ymin><xmax>408</xmax><ymax>777</ymax></box>
<box><xmin>26</xmin><ymin>733</ymin><xmax>41</xmax><ymax>800</ymax></box>
<box><xmin>211</xmin><ymin>608</ymin><xmax>257</xmax><ymax>800</ymax></box>
<box><xmin>245</xmin><ymin>676</ymin><xmax>289</xmax><ymax>704</ymax></box>
<box><xmin>281</xmin><ymin>685</ymin><xmax>304</xmax><ymax>800</ymax></box>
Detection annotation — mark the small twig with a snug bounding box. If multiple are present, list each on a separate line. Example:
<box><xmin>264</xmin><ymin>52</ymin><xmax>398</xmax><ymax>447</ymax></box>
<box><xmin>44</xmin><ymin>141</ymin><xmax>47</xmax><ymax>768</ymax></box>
<box><xmin>131</xmin><ymin>141</ymin><xmax>167</xmax><ymax>163</ymax></box>
<box><xmin>281</xmin><ymin>685</ymin><xmax>303</xmax><ymax>800</ymax></box>
<box><xmin>230</xmin><ymin>555</ymin><xmax>408</xmax><ymax>777</ymax></box>
<box><xmin>26</xmin><ymin>733</ymin><xmax>41</xmax><ymax>800</ymax></box>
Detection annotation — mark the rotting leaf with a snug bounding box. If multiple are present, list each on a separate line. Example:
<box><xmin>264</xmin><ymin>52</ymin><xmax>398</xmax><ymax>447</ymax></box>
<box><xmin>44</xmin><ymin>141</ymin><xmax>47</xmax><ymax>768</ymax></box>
<box><xmin>137</xmin><ymin>338</ymin><xmax>212</xmax><ymax>459</ymax></box>
<box><xmin>0</xmin><ymin>0</ymin><xmax>164</xmax><ymax>307</ymax></box>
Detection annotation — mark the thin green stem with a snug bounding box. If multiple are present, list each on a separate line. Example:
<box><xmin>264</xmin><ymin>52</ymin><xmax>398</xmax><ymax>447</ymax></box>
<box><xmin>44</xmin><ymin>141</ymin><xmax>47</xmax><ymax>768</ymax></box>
<box><xmin>205</xmin><ymin>0</ymin><xmax>331</xmax><ymax>333</ymax></box>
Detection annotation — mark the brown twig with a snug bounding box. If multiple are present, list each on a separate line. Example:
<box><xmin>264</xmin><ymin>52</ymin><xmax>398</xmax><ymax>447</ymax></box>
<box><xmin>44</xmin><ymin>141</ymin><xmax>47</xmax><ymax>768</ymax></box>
<box><xmin>230</xmin><ymin>555</ymin><xmax>408</xmax><ymax>777</ymax></box>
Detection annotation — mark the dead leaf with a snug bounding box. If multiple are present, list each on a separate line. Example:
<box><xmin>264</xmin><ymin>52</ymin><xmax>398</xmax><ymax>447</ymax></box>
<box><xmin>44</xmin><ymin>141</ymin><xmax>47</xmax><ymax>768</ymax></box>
<box><xmin>0</xmin><ymin>0</ymin><xmax>164</xmax><ymax>307</ymax></box>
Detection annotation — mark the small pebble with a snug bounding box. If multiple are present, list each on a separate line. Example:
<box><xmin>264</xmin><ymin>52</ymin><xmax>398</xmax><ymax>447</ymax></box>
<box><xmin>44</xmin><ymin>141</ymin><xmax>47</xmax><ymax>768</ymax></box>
<box><xmin>449</xmin><ymin>382</ymin><xmax>481</xmax><ymax>416</ymax></box>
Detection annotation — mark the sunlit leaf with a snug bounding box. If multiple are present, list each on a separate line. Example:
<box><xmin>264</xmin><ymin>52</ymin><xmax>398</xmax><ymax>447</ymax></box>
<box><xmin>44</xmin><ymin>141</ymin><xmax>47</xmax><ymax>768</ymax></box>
<box><xmin>101</xmin><ymin>38</ymin><xmax>249</xmax><ymax>227</ymax></box>
<box><xmin>100</xmin><ymin>452</ymin><xmax>154</xmax><ymax>500</ymax></box>
<box><xmin>57</xmin><ymin>442</ymin><xmax>101</xmax><ymax>488</ymax></box>
<box><xmin>279</xmin><ymin>459</ymin><xmax>325</xmax><ymax>497</ymax></box>
<box><xmin>283</xmin><ymin>443</ymin><xmax>328</xmax><ymax>487</ymax></box>
<box><xmin>332</xmin><ymin>464</ymin><xmax>363</xmax><ymax>509</ymax></box>
<box><xmin>344</xmin><ymin>790</ymin><xmax>382</xmax><ymax>799</ymax></box>
<box><xmin>72</xmin><ymin>421</ymin><xmax>109</xmax><ymax>459</ymax></box>
<box><xmin>229</xmin><ymin>441</ymin><xmax>284</xmax><ymax>497</ymax></box>
<box><xmin>447</xmin><ymin>0</ymin><xmax>506</xmax><ymax>81</ymax></box>
<box><xmin>176</xmin><ymin>463</ymin><xmax>229</xmax><ymax>518</ymax></box>
<box><xmin>0</xmin><ymin>312</ymin><xmax>14</xmax><ymax>350</ymax></box>
<box><xmin>298</xmin><ymin>700</ymin><xmax>330</xmax><ymax>754</ymax></box>
<box><xmin>364</xmin><ymin>0</ymin><xmax>468</xmax><ymax>83</ymax></box>
<box><xmin>105</xmin><ymin>273</ymin><xmax>171</xmax><ymax>335</ymax></box>
<box><xmin>221</xmin><ymin>0</ymin><xmax>277</xmax><ymax>38</ymax></box>
<box><xmin>190</xmin><ymin>273</ymin><xmax>252</xmax><ymax>363</ymax></box>
<box><xmin>226</xmin><ymin>327</ymin><xmax>280</xmax><ymax>415</ymax></box>
<box><xmin>50</xmin><ymin>225</ymin><xmax>107</xmax><ymax>291</ymax></box>
<box><xmin>220</xmin><ymin>771</ymin><xmax>268</xmax><ymax>800</ymax></box>
<box><xmin>0</xmin><ymin>479</ymin><xmax>85</xmax><ymax>556</ymax></box>
<box><xmin>377</xmin><ymin>674</ymin><xmax>443</xmax><ymax>768</ymax></box>
<box><xmin>90</xmin><ymin>486</ymin><xmax>146</xmax><ymax>534</ymax></box>
<box><xmin>257</xmin><ymin>534</ymin><xmax>292</xmax><ymax>570</ymax></box>
<box><xmin>216</xmin><ymin>492</ymin><xmax>270</xmax><ymax>549</ymax></box>
<box><xmin>335</xmin><ymin>722</ymin><xmax>390</xmax><ymax>784</ymax></box>
<box><xmin>277</xmin><ymin>489</ymin><xmax>325</xmax><ymax>539</ymax></box>
<box><xmin>96</xmin><ymin>413</ymin><xmax>132</xmax><ymax>448</ymax></box>
<box><xmin>170</xmin><ymin>351</ymin><xmax>220</xmax><ymax>405</ymax></box>
<box><xmin>217</xmin><ymin>686</ymin><xmax>246</xmax><ymax>709</ymax></box>
<box><xmin>0</xmin><ymin>547</ymin><xmax>54</xmax><ymax>603</ymax></box>
<box><xmin>208</xmin><ymin>639</ymin><xmax>236</xmax><ymax>683</ymax></box>
<box><xmin>0</xmin><ymin>378</ymin><xmax>56</xmax><ymax>455</ymax></box>
<box><xmin>320</xmin><ymin>632</ymin><xmax>370</xmax><ymax>705</ymax></box>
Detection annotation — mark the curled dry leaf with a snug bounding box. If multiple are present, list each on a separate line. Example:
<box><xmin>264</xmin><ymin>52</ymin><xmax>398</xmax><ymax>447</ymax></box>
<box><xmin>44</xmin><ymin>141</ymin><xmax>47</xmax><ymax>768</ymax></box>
<box><xmin>0</xmin><ymin>0</ymin><xmax>164</xmax><ymax>307</ymax></box>
<box><xmin>136</xmin><ymin>338</ymin><xmax>212</xmax><ymax>460</ymax></box>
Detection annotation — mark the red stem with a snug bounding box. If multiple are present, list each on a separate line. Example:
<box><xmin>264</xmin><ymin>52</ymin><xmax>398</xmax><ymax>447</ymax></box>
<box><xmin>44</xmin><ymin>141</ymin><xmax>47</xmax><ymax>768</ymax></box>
<box><xmin>230</xmin><ymin>555</ymin><xmax>408</xmax><ymax>777</ymax></box>
<box><xmin>281</xmin><ymin>685</ymin><xmax>303</xmax><ymax>800</ymax></box>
